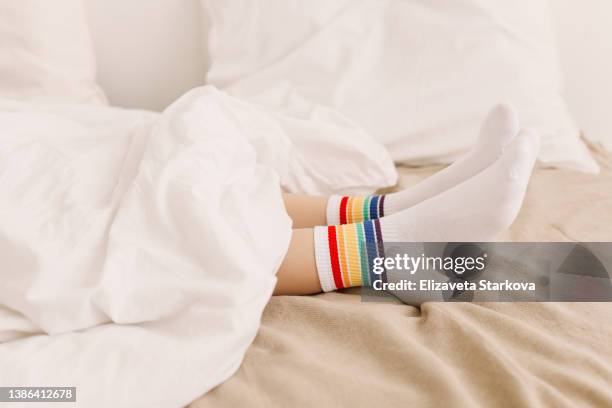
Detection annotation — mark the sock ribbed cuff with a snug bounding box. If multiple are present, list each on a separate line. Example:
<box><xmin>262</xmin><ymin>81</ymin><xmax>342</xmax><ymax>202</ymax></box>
<box><xmin>326</xmin><ymin>194</ymin><xmax>386</xmax><ymax>225</ymax></box>
<box><xmin>313</xmin><ymin>220</ymin><xmax>388</xmax><ymax>292</ymax></box>
<box><xmin>314</xmin><ymin>226</ymin><xmax>336</xmax><ymax>292</ymax></box>
<box><xmin>326</xmin><ymin>195</ymin><xmax>343</xmax><ymax>226</ymax></box>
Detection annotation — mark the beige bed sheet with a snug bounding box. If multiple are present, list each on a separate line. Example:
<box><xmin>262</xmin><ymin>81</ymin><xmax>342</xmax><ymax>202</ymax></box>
<box><xmin>191</xmin><ymin>144</ymin><xmax>612</xmax><ymax>408</ymax></box>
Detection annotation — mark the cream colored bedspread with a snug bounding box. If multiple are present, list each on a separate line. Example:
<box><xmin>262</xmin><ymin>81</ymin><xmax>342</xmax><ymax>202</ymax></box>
<box><xmin>191</xmin><ymin>144</ymin><xmax>612</xmax><ymax>408</ymax></box>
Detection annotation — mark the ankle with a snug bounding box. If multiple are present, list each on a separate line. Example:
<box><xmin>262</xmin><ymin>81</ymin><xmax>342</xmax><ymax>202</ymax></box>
<box><xmin>327</xmin><ymin>194</ymin><xmax>386</xmax><ymax>225</ymax></box>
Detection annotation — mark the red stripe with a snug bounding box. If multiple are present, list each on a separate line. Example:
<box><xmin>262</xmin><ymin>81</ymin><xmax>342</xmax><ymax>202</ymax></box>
<box><xmin>327</xmin><ymin>226</ymin><xmax>345</xmax><ymax>289</ymax></box>
<box><xmin>339</xmin><ymin>196</ymin><xmax>349</xmax><ymax>225</ymax></box>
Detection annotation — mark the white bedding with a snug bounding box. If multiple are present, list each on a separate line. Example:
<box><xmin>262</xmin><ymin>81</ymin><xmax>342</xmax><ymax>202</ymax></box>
<box><xmin>0</xmin><ymin>0</ymin><xmax>106</xmax><ymax>105</ymax></box>
<box><xmin>0</xmin><ymin>87</ymin><xmax>396</xmax><ymax>407</ymax></box>
<box><xmin>202</xmin><ymin>0</ymin><xmax>599</xmax><ymax>173</ymax></box>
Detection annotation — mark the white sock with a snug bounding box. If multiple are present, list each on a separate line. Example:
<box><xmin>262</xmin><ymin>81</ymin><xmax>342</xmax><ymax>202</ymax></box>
<box><xmin>379</xmin><ymin>128</ymin><xmax>540</xmax><ymax>242</ymax></box>
<box><xmin>326</xmin><ymin>103</ymin><xmax>520</xmax><ymax>225</ymax></box>
<box><xmin>314</xmin><ymin>129</ymin><xmax>540</xmax><ymax>292</ymax></box>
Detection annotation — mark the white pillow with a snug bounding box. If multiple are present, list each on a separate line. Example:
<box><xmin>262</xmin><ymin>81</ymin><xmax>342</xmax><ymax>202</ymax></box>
<box><xmin>552</xmin><ymin>0</ymin><xmax>612</xmax><ymax>152</ymax></box>
<box><xmin>202</xmin><ymin>0</ymin><xmax>599</xmax><ymax>173</ymax></box>
<box><xmin>0</xmin><ymin>0</ymin><xmax>107</xmax><ymax>105</ymax></box>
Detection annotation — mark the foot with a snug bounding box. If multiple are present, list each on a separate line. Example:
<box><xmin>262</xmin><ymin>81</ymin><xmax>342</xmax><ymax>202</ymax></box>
<box><xmin>314</xmin><ymin>128</ymin><xmax>540</xmax><ymax>292</ymax></box>
<box><xmin>380</xmin><ymin>128</ymin><xmax>540</xmax><ymax>242</ymax></box>
<box><xmin>327</xmin><ymin>103</ymin><xmax>520</xmax><ymax>224</ymax></box>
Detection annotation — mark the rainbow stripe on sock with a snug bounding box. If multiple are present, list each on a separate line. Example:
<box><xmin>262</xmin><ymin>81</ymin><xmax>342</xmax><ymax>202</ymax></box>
<box><xmin>338</xmin><ymin>195</ymin><xmax>386</xmax><ymax>224</ymax></box>
<box><xmin>315</xmin><ymin>219</ymin><xmax>387</xmax><ymax>291</ymax></box>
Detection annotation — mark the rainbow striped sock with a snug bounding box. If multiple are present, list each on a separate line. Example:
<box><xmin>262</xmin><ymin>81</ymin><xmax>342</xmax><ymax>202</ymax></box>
<box><xmin>326</xmin><ymin>195</ymin><xmax>387</xmax><ymax>225</ymax></box>
<box><xmin>314</xmin><ymin>219</ymin><xmax>388</xmax><ymax>292</ymax></box>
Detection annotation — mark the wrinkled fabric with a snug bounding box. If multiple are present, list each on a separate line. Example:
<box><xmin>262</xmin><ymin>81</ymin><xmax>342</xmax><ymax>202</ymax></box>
<box><xmin>0</xmin><ymin>86</ymin><xmax>396</xmax><ymax>407</ymax></box>
<box><xmin>192</xmin><ymin>146</ymin><xmax>612</xmax><ymax>408</ymax></box>
<box><xmin>203</xmin><ymin>0</ymin><xmax>599</xmax><ymax>173</ymax></box>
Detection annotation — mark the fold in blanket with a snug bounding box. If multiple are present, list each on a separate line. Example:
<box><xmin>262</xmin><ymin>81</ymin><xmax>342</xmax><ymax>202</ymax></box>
<box><xmin>0</xmin><ymin>87</ymin><xmax>396</xmax><ymax>407</ymax></box>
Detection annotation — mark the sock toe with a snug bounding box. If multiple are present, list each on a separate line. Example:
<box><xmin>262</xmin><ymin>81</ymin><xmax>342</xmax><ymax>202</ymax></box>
<box><xmin>502</xmin><ymin>128</ymin><xmax>541</xmax><ymax>174</ymax></box>
<box><xmin>487</xmin><ymin>128</ymin><xmax>540</xmax><ymax>230</ymax></box>
<box><xmin>477</xmin><ymin>102</ymin><xmax>520</xmax><ymax>153</ymax></box>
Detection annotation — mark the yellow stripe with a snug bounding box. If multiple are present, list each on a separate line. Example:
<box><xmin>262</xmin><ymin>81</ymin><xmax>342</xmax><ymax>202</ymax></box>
<box><xmin>346</xmin><ymin>198</ymin><xmax>354</xmax><ymax>224</ymax></box>
<box><xmin>337</xmin><ymin>225</ymin><xmax>351</xmax><ymax>286</ymax></box>
<box><xmin>342</xmin><ymin>225</ymin><xmax>354</xmax><ymax>286</ymax></box>
<box><xmin>352</xmin><ymin>196</ymin><xmax>364</xmax><ymax>223</ymax></box>
<box><xmin>344</xmin><ymin>224</ymin><xmax>362</xmax><ymax>286</ymax></box>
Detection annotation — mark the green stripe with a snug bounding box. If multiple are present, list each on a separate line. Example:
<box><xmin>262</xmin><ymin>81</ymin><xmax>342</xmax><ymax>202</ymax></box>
<box><xmin>363</xmin><ymin>196</ymin><xmax>371</xmax><ymax>222</ymax></box>
<box><xmin>356</xmin><ymin>223</ymin><xmax>369</xmax><ymax>285</ymax></box>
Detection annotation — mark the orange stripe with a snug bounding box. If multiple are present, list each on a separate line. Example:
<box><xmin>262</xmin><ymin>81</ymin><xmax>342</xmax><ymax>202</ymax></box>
<box><xmin>346</xmin><ymin>198</ymin><xmax>354</xmax><ymax>224</ymax></box>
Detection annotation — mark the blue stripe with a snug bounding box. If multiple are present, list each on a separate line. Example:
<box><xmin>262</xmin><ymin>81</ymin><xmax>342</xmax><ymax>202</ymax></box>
<box><xmin>363</xmin><ymin>220</ymin><xmax>378</xmax><ymax>285</ymax></box>
<box><xmin>369</xmin><ymin>195</ymin><xmax>379</xmax><ymax>220</ymax></box>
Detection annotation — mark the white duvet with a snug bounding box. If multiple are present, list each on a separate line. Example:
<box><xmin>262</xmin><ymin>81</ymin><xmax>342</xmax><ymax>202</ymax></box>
<box><xmin>0</xmin><ymin>87</ymin><xmax>396</xmax><ymax>407</ymax></box>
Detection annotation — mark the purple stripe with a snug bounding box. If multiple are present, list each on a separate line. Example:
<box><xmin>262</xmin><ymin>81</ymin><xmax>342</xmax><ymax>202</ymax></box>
<box><xmin>379</xmin><ymin>195</ymin><xmax>386</xmax><ymax>218</ymax></box>
<box><xmin>373</xmin><ymin>218</ymin><xmax>387</xmax><ymax>283</ymax></box>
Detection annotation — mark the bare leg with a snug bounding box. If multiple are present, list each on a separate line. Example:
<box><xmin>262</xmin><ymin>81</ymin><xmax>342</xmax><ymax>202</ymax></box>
<box><xmin>274</xmin><ymin>228</ymin><xmax>322</xmax><ymax>295</ymax></box>
<box><xmin>275</xmin><ymin>194</ymin><xmax>328</xmax><ymax>295</ymax></box>
<box><xmin>283</xmin><ymin>194</ymin><xmax>327</xmax><ymax>229</ymax></box>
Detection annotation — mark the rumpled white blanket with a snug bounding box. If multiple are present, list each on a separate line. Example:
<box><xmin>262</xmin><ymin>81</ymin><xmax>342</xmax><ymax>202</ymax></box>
<box><xmin>0</xmin><ymin>87</ymin><xmax>396</xmax><ymax>407</ymax></box>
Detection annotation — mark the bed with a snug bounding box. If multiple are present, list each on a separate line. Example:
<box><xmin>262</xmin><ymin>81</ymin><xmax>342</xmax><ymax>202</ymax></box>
<box><xmin>2</xmin><ymin>2</ymin><xmax>611</xmax><ymax>407</ymax></box>
<box><xmin>191</xmin><ymin>142</ymin><xmax>612</xmax><ymax>407</ymax></box>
